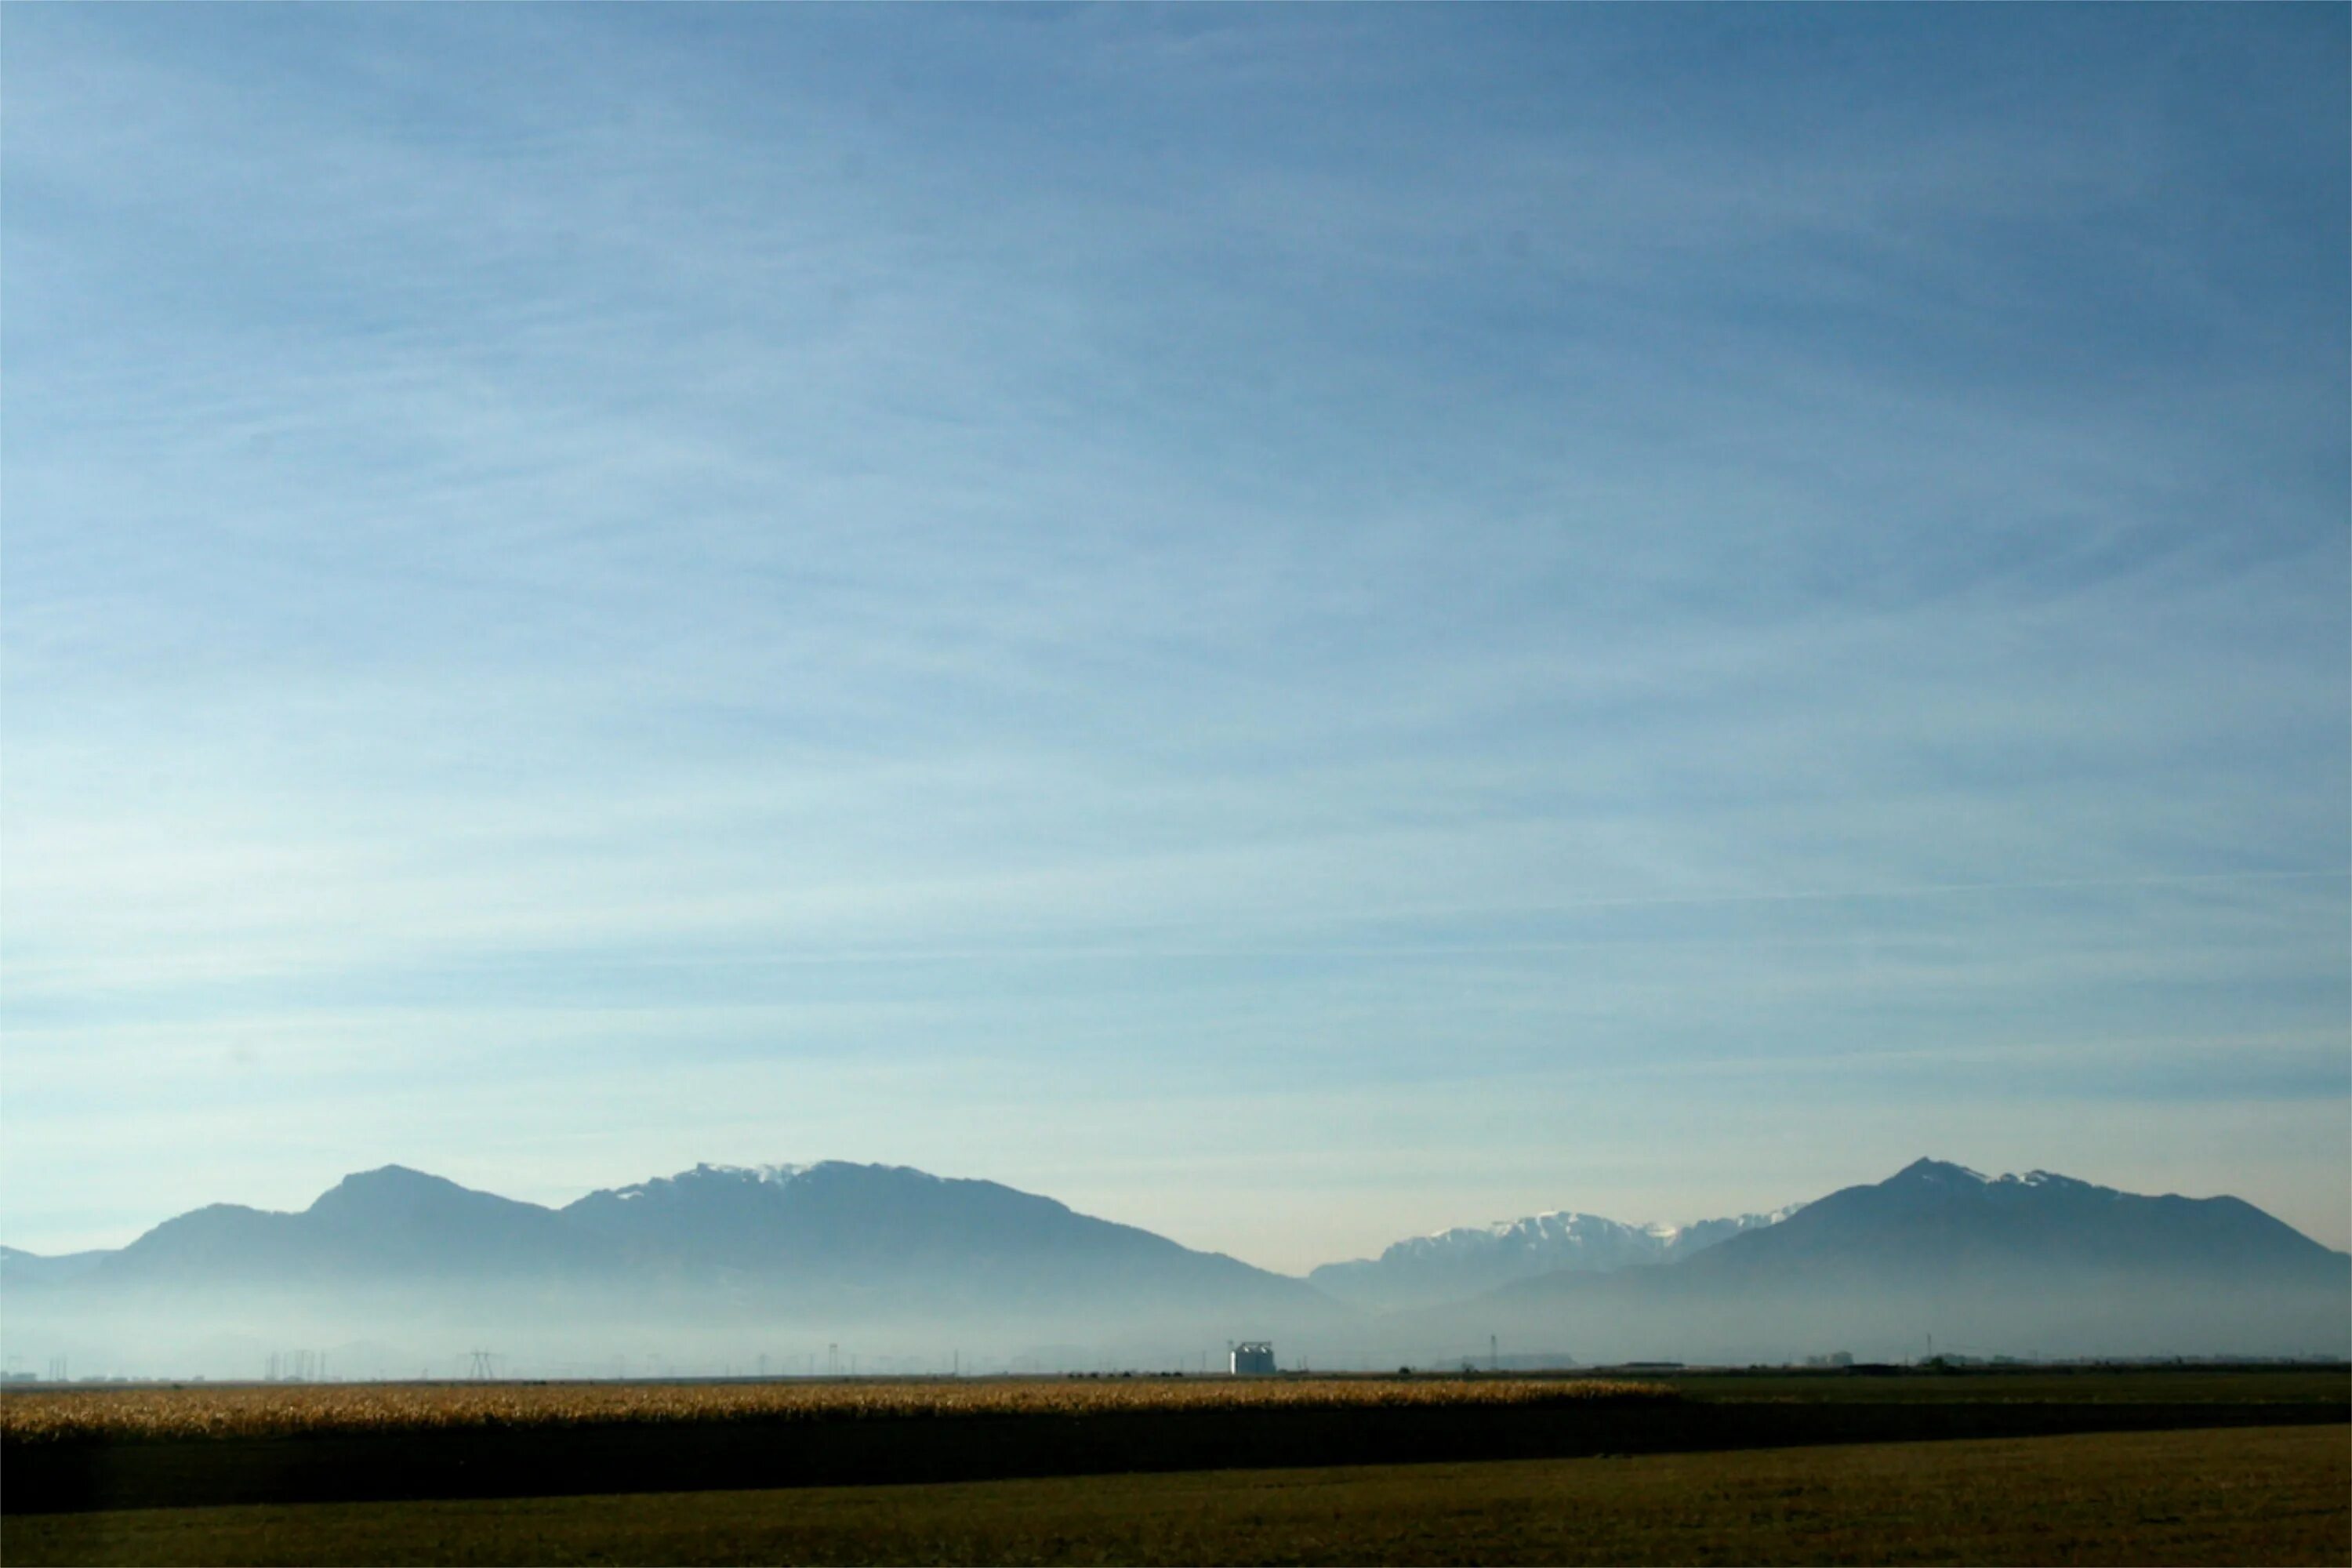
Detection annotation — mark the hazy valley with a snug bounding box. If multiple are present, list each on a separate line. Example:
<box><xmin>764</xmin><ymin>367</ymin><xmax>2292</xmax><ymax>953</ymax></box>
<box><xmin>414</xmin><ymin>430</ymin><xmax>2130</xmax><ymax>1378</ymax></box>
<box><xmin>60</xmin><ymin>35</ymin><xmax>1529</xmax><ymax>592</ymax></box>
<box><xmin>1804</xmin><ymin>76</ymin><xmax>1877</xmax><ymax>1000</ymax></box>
<box><xmin>5</xmin><ymin>1158</ymin><xmax>2343</xmax><ymax>1381</ymax></box>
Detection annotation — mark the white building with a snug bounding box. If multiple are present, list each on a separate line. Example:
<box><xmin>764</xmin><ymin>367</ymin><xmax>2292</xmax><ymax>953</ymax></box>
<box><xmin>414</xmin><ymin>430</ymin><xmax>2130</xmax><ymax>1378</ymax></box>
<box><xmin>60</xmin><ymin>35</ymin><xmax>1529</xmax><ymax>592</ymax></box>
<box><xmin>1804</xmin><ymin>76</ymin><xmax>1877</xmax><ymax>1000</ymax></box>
<box><xmin>1229</xmin><ymin>1341</ymin><xmax>1276</xmax><ymax>1374</ymax></box>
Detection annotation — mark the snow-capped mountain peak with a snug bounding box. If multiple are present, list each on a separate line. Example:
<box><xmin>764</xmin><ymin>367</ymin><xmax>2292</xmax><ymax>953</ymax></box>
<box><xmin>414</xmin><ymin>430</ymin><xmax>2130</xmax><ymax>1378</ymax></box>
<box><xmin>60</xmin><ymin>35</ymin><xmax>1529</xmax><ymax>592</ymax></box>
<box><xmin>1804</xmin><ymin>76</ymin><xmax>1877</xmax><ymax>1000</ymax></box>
<box><xmin>597</xmin><ymin>1161</ymin><xmax>813</xmax><ymax>1203</ymax></box>
<box><xmin>1308</xmin><ymin>1199</ymin><xmax>1806</xmax><ymax>1312</ymax></box>
<box><xmin>689</xmin><ymin>1162</ymin><xmax>811</xmax><ymax>1185</ymax></box>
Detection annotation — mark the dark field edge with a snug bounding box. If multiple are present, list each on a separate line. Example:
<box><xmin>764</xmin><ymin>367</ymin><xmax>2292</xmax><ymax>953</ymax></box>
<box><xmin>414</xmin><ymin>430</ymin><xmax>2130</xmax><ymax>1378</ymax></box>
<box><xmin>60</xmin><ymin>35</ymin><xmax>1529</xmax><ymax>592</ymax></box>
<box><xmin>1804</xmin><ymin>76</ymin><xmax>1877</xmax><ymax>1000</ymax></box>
<box><xmin>6</xmin><ymin>1399</ymin><xmax>2347</xmax><ymax>1515</ymax></box>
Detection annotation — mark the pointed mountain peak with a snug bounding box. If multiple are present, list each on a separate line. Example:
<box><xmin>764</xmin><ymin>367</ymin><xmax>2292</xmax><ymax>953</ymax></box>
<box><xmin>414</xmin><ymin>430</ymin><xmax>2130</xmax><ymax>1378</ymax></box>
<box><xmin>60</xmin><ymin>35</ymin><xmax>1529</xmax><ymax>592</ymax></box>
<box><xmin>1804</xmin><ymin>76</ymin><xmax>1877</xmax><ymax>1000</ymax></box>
<box><xmin>343</xmin><ymin>1163</ymin><xmax>449</xmax><ymax>1185</ymax></box>
<box><xmin>313</xmin><ymin>1164</ymin><xmax>462</xmax><ymax>1199</ymax></box>
<box><xmin>304</xmin><ymin>1166</ymin><xmax>505</xmax><ymax>1221</ymax></box>
<box><xmin>1889</xmin><ymin>1157</ymin><xmax>1990</xmax><ymax>1186</ymax></box>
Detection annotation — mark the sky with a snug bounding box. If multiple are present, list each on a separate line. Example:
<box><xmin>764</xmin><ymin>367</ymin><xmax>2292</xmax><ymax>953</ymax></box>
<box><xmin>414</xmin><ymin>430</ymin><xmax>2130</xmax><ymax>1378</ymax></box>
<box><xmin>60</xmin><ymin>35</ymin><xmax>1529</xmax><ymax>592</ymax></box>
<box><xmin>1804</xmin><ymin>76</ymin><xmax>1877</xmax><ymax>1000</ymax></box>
<box><xmin>3</xmin><ymin>5</ymin><xmax>2346</xmax><ymax>1274</ymax></box>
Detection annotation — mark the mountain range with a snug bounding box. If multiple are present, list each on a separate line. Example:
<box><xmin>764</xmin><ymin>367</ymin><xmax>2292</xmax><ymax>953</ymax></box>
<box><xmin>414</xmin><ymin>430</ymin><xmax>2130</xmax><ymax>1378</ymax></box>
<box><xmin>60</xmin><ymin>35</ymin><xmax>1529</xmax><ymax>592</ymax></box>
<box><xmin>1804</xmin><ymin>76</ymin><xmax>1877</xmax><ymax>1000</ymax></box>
<box><xmin>1</xmin><ymin>1161</ymin><xmax>1341</xmax><ymax>1374</ymax></box>
<box><xmin>1309</xmin><ymin>1203</ymin><xmax>1807</xmax><ymax>1312</ymax></box>
<box><xmin>3</xmin><ymin>1157</ymin><xmax>2343</xmax><ymax>1377</ymax></box>
<box><xmin>1388</xmin><ymin>1160</ymin><xmax>2350</xmax><ymax>1365</ymax></box>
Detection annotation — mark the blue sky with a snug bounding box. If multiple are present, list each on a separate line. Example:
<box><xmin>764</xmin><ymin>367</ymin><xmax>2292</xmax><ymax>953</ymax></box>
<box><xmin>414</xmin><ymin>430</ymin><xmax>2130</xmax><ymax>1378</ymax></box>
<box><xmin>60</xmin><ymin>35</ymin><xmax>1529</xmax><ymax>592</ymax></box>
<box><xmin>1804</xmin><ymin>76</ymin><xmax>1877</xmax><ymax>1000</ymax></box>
<box><xmin>4</xmin><ymin>5</ymin><xmax>2346</xmax><ymax>1270</ymax></box>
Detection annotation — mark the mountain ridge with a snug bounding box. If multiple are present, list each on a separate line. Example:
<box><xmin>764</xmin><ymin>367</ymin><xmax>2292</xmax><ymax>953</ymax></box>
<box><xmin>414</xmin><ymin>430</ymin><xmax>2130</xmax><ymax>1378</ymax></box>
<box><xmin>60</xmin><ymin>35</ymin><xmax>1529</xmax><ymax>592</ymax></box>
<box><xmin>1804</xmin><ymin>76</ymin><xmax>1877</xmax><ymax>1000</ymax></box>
<box><xmin>2</xmin><ymin>1159</ymin><xmax>1347</xmax><ymax>1365</ymax></box>
<box><xmin>3</xmin><ymin>1157</ymin><xmax>2343</xmax><ymax>1374</ymax></box>
<box><xmin>1308</xmin><ymin>1200</ymin><xmax>1806</xmax><ymax>1312</ymax></box>
<box><xmin>1391</xmin><ymin>1158</ymin><xmax>2351</xmax><ymax>1365</ymax></box>
<box><xmin>6</xmin><ymin>1156</ymin><xmax>2343</xmax><ymax>1287</ymax></box>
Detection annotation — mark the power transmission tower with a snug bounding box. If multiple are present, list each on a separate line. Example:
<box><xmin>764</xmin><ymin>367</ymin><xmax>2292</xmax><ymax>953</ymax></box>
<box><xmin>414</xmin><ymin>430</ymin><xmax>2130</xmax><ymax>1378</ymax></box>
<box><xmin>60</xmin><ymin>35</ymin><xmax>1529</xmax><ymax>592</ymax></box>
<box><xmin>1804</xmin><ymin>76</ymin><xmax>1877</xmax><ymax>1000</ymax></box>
<box><xmin>468</xmin><ymin>1350</ymin><xmax>497</xmax><ymax>1380</ymax></box>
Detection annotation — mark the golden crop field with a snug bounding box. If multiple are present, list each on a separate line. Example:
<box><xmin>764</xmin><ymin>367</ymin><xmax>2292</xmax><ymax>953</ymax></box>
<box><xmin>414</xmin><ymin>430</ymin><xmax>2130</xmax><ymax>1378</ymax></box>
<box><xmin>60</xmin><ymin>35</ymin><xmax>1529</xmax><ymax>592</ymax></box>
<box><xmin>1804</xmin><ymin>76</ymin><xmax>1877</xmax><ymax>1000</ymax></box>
<box><xmin>0</xmin><ymin>1376</ymin><xmax>1675</xmax><ymax>1446</ymax></box>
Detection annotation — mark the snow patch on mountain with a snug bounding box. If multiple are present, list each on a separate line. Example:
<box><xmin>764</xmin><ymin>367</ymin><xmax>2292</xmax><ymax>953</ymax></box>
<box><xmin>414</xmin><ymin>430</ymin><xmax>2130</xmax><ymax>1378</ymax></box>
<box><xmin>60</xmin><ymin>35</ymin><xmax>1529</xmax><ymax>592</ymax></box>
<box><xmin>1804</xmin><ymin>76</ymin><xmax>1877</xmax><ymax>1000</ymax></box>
<box><xmin>1309</xmin><ymin>1200</ymin><xmax>1807</xmax><ymax>1311</ymax></box>
<box><xmin>1893</xmin><ymin>1157</ymin><xmax>1991</xmax><ymax>1186</ymax></box>
<box><xmin>690</xmin><ymin>1163</ymin><xmax>811</xmax><ymax>1186</ymax></box>
<box><xmin>593</xmin><ymin>1162</ymin><xmax>812</xmax><ymax>1203</ymax></box>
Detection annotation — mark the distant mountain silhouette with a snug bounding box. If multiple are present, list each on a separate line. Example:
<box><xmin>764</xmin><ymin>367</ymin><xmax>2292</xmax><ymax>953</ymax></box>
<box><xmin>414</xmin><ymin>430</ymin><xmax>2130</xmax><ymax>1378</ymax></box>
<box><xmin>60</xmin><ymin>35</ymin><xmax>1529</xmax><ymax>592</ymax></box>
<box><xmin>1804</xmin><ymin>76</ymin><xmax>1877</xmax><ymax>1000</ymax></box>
<box><xmin>1398</xmin><ymin>1160</ymin><xmax>2350</xmax><ymax>1364</ymax></box>
<box><xmin>1676</xmin><ymin>1159</ymin><xmax>2345</xmax><ymax>1287</ymax></box>
<box><xmin>559</xmin><ymin>1161</ymin><xmax>1331</xmax><ymax>1323</ymax></box>
<box><xmin>1309</xmin><ymin>1202</ymin><xmax>1803</xmax><ymax>1312</ymax></box>
<box><xmin>1</xmin><ymin>1161</ymin><xmax>1342</xmax><ymax>1369</ymax></box>
<box><xmin>2</xmin><ymin>1156</ymin><xmax>2342</xmax><ymax>1375</ymax></box>
<box><xmin>95</xmin><ymin>1166</ymin><xmax>605</xmax><ymax>1286</ymax></box>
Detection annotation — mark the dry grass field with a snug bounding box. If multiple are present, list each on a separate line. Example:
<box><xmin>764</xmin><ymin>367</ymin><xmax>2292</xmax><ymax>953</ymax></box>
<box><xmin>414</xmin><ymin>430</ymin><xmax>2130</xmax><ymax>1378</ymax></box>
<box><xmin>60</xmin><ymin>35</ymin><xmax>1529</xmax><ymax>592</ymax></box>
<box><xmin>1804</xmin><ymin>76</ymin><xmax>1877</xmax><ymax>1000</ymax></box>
<box><xmin>7</xmin><ymin>1422</ymin><xmax>2343</xmax><ymax>1566</ymax></box>
<box><xmin>0</xmin><ymin>1375</ymin><xmax>1673</xmax><ymax>1444</ymax></box>
<box><xmin>6</xmin><ymin>1364</ymin><xmax>2344</xmax><ymax>1568</ymax></box>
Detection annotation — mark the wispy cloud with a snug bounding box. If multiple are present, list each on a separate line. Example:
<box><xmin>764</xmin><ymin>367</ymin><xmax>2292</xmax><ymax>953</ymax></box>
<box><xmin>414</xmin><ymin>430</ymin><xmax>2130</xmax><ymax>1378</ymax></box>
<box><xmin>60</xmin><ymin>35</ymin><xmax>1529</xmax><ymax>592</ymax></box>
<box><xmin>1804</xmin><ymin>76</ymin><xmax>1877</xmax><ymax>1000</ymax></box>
<box><xmin>4</xmin><ymin>5</ymin><xmax>2344</xmax><ymax>1264</ymax></box>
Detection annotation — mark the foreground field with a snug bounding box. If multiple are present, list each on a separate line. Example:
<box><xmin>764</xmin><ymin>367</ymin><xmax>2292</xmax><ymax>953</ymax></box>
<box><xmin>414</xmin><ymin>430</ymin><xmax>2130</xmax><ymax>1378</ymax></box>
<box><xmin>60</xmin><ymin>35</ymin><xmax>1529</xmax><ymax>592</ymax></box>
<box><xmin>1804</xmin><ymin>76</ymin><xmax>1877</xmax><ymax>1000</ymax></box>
<box><xmin>5</xmin><ymin>1369</ymin><xmax>2343</xmax><ymax>1515</ymax></box>
<box><xmin>1635</xmin><ymin>1365</ymin><xmax>2352</xmax><ymax>1405</ymax></box>
<box><xmin>8</xmin><ymin>1423</ymin><xmax>2343</xmax><ymax>1566</ymax></box>
<box><xmin>0</xmin><ymin>1375</ymin><xmax>1671</xmax><ymax>1444</ymax></box>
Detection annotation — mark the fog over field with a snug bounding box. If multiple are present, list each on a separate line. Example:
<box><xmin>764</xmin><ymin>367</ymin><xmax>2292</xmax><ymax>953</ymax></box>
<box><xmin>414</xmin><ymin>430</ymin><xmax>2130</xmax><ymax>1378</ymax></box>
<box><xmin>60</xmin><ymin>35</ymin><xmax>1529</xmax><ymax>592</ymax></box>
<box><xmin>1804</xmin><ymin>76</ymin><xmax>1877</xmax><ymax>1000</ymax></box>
<box><xmin>3</xmin><ymin>1158</ymin><xmax>2343</xmax><ymax>1381</ymax></box>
